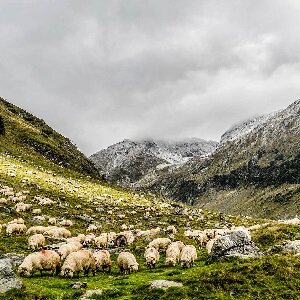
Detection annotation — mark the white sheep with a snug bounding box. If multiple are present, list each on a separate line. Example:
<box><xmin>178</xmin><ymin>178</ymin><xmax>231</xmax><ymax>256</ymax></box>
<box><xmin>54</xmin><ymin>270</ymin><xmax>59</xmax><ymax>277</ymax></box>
<box><xmin>27</xmin><ymin>226</ymin><xmax>49</xmax><ymax>235</ymax></box>
<box><xmin>144</xmin><ymin>247</ymin><xmax>160</xmax><ymax>269</ymax></box>
<box><xmin>94</xmin><ymin>233</ymin><xmax>108</xmax><ymax>248</ymax></box>
<box><xmin>67</xmin><ymin>234</ymin><xmax>85</xmax><ymax>244</ymax></box>
<box><xmin>165</xmin><ymin>242</ymin><xmax>182</xmax><ymax>266</ymax></box>
<box><xmin>118</xmin><ymin>231</ymin><xmax>134</xmax><ymax>245</ymax></box>
<box><xmin>60</xmin><ymin>249</ymin><xmax>96</xmax><ymax>278</ymax></box>
<box><xmin>57</xmin><ymin>241</ymin><xmax>82</xmax><ymax>260</ymax></box>
<box><xmin>15</xmin><ymin>202</ymin><xmax>32</xmax><ymax>212</ymax></box>
<box><xmin>44</xmin><ymin>227</ymin><xmax>71</xmax><ymax>238</ymax></box>
<box><xmin>180</xmin><ymin>245</ymin><xmax>197</xmax><ymax>268</ymax></box>
<box><xmin>117</xmin><ymin>252</ymin><xmax>139</xmax><ymax>274</ymax></box>
<box><xmin>59</xmin><ymin>219</ymin><xmax>73</xmax><ymax>227</ymax></box>
<box><xmin>86</xmin><ymin>224</ymin><xmax>98</xmax><ymax>233</ymax></box>
<box><xmin>18</xmin><ymin>250</ymin><xmax>60</xmax><ymax>277</ymax></box>
<box><xmin>83</xmin><ymin>233</ymin><xmax>96</xmax><ymax>246</ymax></box>
<box><xmin>32</xmin><ymin>209</ymin><xmax>42</xmax><ymax>215</ymax></box>
<box><xmin>28</xmin><ymin>234</ymin><xmax>46</xmax><ymax>250</ymax></box>
<box><xmin>6</xmin><ymin>223</ymin><xmax>27</xmax><ymax>235</ymax></box>
<box><xmin>0</xmin><ymin>198</ymin><xmax>8</xmax><ymax>205</ymax></box>
<box><xmin>166</xmin><ymin>225</ymin><xmax>177</xmax><ymax>234</ymax></box>
<box><xmin>8</xmin><ymin>218</ymin><xmax>24</xmax><ymax>224</ymax></box>
<box><xmin>148</xmin><ymin>238</ymin><xmax>171</xmax><ymax>251</ymax></box>
<box><xmin>94</xmin><ymin>250</ymin><xmax>111</xmax><ymax>272</ymax></box>
<box><xmin>206</xmin><ymin>238</ymin><xmax>217</xmax><ymax>254</ymax></box>
<box><xmin>48</xmin><ymin>217</ymin><xmax>57</xmax><ymax>225</ymax></box>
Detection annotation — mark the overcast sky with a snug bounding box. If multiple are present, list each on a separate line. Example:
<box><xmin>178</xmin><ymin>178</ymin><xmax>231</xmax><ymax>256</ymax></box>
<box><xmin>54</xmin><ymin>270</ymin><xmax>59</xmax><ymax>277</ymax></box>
<box><xmin>1</xmin><ymin>0</ymin><xmax>300</xmax><ymax>155</ymax></box>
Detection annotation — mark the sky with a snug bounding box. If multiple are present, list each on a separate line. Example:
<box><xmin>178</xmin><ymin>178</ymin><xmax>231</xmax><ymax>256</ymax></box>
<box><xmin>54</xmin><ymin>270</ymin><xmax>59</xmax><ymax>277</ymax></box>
<box><xmin>1</xmin><ymin>0</ymin><xmax>300</xmax><ymax>155</ymax></box>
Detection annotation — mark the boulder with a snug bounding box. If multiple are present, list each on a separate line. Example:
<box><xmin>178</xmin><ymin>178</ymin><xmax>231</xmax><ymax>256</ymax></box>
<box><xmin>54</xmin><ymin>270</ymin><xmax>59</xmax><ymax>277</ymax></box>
<box><xmin>0</xmin><ymin>259</ymin><xmax>23</xmax><ymax>293</ymax></box>
<box><xmin>150</xmin><ymin>280</ymin><xmax>183</xmax><ymax>289</ymax></box>
<box><xmin>269</xmin><ymin>240</ymin><xmax>300</xmax><ymax>255</ymax></box>
<box><xmin>210</xmin><ymin>230</ymin><xmax>261</xmax><ymax>259</ymax></box>
<box><xmin>1</xmin><ymin>253</ymin><xmax>25</xmax><ymax>268</ymax></box>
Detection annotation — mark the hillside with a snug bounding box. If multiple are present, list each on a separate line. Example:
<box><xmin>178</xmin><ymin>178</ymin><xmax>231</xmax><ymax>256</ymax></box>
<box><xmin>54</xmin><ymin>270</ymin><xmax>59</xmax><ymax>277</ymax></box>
<box><xmin>0</xmin><ymin>97</ymin><xmax>101</xmax><ymax>179</ymax></box>
<box><xmin>144</xmin><ymin>99</ymin><xmax>300</xmax><ymax>219</ymax></box>
<box><xmin>90</xmin><ymin>138</ymin><xmax>217</xmax><ymax>186</ymax></box>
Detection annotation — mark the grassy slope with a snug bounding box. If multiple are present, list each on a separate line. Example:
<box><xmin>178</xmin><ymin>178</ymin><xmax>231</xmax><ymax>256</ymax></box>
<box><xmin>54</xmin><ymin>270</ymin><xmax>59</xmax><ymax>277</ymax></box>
<box><xmin>1</xmin><ymin>99</ymin><xmax>300</xmax><ymax>299</ymax></box>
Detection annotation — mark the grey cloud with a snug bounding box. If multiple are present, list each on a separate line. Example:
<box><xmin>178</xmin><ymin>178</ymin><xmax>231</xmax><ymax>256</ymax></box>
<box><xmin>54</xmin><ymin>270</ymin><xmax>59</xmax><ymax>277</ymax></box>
<box><xmin>0</xmin><ymin>0</ymin><xmax>300</xmax><ymax>155</ymax></box>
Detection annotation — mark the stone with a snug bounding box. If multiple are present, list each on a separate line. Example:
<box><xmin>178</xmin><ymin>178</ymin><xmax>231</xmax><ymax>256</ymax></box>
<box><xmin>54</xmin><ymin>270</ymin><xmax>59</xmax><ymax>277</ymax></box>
<box><xmin>149</xmin><ymin>280</ymin><xmax>183</xmax><ymax>289</ymax></box>
<box><xmin>1</xmin><ymin>253</ymin><xmax>25</xmax><ymax>268</ymax></box>
<box><xmin>80</xmin><ymin>289</ymin><xmax>103</xmax><ymax>299</ymax></box>
<box><xmin>70</xmin><ymin>282</ymin><xmax>87</xmax><ymax>289</ymax></box>
<box><xmin>0</xmin><ymin>259</ymin><xmax>23</xmax><ymax>293</ymax></box>
<box><xmin>270</xmin><ymin>240</ymin><xmax>300</xmax><ymax>255</ymax></box>
<box><xmin>210</xmin><ymin>230</ymin><xmax>262</xmax><ymax>259</ymax></box>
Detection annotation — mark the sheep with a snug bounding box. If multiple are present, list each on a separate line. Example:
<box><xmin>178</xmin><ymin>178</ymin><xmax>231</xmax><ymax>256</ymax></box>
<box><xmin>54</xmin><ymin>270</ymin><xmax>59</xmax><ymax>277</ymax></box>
<box><xmin>15</xmin><ymin>202</ymin><xmax>32</xmax><ymax>212</ymax></box>
<box><xmin>117</xmin><ymin>252</ymin><xmax>139</xmax><ymax>274</ymax></box>
<box><xmin>94</xmin><ymin>250</ymin><xmax>111</xmax><ymax>272</ymax></box>
<box><xmin>6</xmin><ymin>223</ymin><xmax>27</xmax><ymax>235</ymax></box>
<box><xmin>136</xmin><ymin>227</ymin><xmax>161</xmax><ymax>238</ymax></box>
<box><xmin>144</xmin><ymin>247</ymin><xmax>160</xmax><ymax>269</ymax></box>
<box><xmin>32</xmin><ymin>209</ymin><xmax>42</xmax><ymax>215</ymax></box>
<box><xmin>57</xmin><ymin>241</ymin><xmax>82</xmax><ymax>260</ymax></box>
<box><xmin>83</xmin><ymin>233</ymin><xmax>96</xmax><ymax>246</ymax></box>
<box><xmin>67</xmin><ymin>234</ymin><xmax>85</xmax><ymax>244</ymax></box>
<box><xmin>196</xmin><ymin>232</ymin><xmax>209</xmax><ymax>247</ymax></box>
<box><xmin>165</xmin><ymin>242</ymin><xmax>182</xmax><ymax>266</ymax></box>
<box><xmin>59</xmin><ymin>220</ymin><xmax>73</xmax><ymax>227</ymax></box>
<box><xmin>28</xmin><ymin>234</ymin><xmax>46</xmax><ymax>250</ymax></box>
<box><xmin>39</xmin><ymin>198</ymin><xmax>55</xmax><ymax>206</ymax></box>
<box><xmin>166</xmin><ymin>225</ymin><xmax>177</xmax><ymax>234</ymax></box>
<box><xmin>27</xmin><ymin>226</ymin><xmax>49</xmax><ymax>235</ymax></box>
<box><xmin>206</xmin><ymin>238</ymin><xmax>217</xmax><ymax>254</ymax></box>
<box><xmin>94</xmin><ymin>234</ymin><xmax>107</xmax><ymax>248</ymax></box>
<box><xmin>86</xmin><ymin>224</ymin><xmax>98</xmax><ymax>233</ymax></box>
<box><xmin>48</xmin><ymin>217</ymin><xmax>57</xmax><ymax>225</ymax></box>
<box><xmin>180</xmin><ymin>245</ymin><xmax>197</xmax><ymax>268</ymax></box>
<box><xmin>18</xmin><ymin>250</ymin><xmax>60</xmax><ymax>277</ymax></box>
<box><xmin>148</xmin><ymin>238</ymin><xmax>172</xmax><ymax>251</ymax></box>
<box><xmin>60</xmin><ymin>250</ymin><xmax>96</xmax><ymax>278</ymax></box>
<box><xmin>0</xmin><ymin>198</ymin><xmax>8</xmax><ymax>205</ymax></box>
<box><xmin>8</xmin><ymin>218</ymin><xmax>24</xmax><ymax>224</ymax></box>
<box><xmin>44</xmin><ymin>227</ymin><xmax>71</xmax><ymax>239</ymax></box>
<box><xmin>118</xmin><ymin>231</ymin><xmax>134</xmax><ymax>245</ymax></box>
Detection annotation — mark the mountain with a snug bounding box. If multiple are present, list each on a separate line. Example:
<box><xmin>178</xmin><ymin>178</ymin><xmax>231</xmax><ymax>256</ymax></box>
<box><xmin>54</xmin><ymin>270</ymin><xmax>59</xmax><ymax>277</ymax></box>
<box><xmin>0</xmin><ymin>97</ymin><xmax>101</xmax><ymax>179</ymax></box>
<box><xmin>89</xmin><ymin>138</ymin><xmax>218</xmax><ymax>186</ymax></box>
<box><xmin>143</xmin><ymin>99</ymin><xmax>300</xmax><ymax>219</ymax></box>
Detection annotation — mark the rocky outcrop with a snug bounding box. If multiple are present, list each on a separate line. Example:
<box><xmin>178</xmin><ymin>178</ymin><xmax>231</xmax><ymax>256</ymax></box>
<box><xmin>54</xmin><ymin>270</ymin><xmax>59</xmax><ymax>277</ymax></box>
<box><xmin>0</xmin><ymin>259</ymin><xmax>23</xmax><ymax>293</ymax></box>
<box><xmin>210</xmin><ymin>230</ymin><xmax>262</xmax><ymax>259</ymax></box>
<box><xmin>149</xmin><ymin>280</ymin><xmax>183</xmax><ymax>289</ymax></box>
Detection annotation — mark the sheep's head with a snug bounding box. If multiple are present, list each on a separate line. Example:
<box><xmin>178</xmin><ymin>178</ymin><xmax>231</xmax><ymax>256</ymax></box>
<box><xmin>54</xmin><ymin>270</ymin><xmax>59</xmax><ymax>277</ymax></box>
<box><xmin>130</xmin><ymin>263</ymin><xmax>138</xmax><ymax>272</ymax></box>
<box><xmin>18</xmin><ymin>266</ymin><xmax>31</xmax><ymax>277</ymax></box>
<box><xmin>62</xmin><ymin>267</ymin><xmax>74</xmax><ymax>278</ymax></box>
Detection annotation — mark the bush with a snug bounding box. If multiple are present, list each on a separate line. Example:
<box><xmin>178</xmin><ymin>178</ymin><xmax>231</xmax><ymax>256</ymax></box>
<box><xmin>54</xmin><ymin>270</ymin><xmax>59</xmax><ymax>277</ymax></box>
<box><xmin>0</xmin><ymin>115</ymin><xmax>5</xmax><ymax>135</ymax></box>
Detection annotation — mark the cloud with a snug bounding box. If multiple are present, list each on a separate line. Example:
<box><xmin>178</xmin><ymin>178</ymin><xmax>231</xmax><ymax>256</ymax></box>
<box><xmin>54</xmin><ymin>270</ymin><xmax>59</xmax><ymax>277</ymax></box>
<box><xmin>0</xmin><ymin>0</ymin><xmax>300</xmax><ymax>155</ymax></box>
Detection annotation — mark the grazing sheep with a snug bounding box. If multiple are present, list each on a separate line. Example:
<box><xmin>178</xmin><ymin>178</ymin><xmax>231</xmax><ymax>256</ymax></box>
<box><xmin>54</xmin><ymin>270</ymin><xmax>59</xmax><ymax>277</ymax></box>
<box><xmin>57</xmin><ymin>241</ymin><xmax>82</xmax><ymax>260</ymax></box>
<box><xmin>44</xmin><ymin>227</ymin><xmax>71</xmax><ymax>239</ymax></box>
<box><xmin>59</xmin><ymin>220</ymin><xmax>73</xmax><ymax>227</ymax></box>
<box><xmin>180</xmin><ymin>245</ymin><xmax>197</xmax><ymax>268</ymax></box>
<box><xmin>118</xmin><ymin>231</ymin><xmax>134</xmax><ymax>245</ymax></box>
<box><xmin>148</xmin><ymin>238</ymin><xmax>172</xmax><ymax>251</ymax></box>
<box><xmin>32</xmin><ymin>209</ymin><xmax>42</xmax><ymax>215</ymax></box>
<box><xmin>8</xmin><ymin>218</ymin><xmax>25</xmax><ymax>224</ymax></box>
<box><xmin>165</xmin><ymin>242</ymin><xmax>182</xmax><ymax>266</ymax></box>
<box><xmin>166</xmin><ymin>225</ymin><xmax>177</xmax><ymax>234</ymax></box>
<box><xmin>115</xmin><ymin>234</ymin><xmax>127</xmax><ymax>247</ymax></box>
<box><xmin>67</xmin><ymin>234</ymin><xmax>85</xmax><ymax>244</ymax></box>
<box><xmin>197</xmin><ymin>233</ymin><xmax>209</xmax><ymax>247</ymax></box>
<box><xmin>27</xmin><ymin>226</ymin><xmax>49</xmax><ymax>235</ymax></box>
<box><xmin>60</xmin><ymin>250</ymin><xmax>96</xmax><ymax>278</ymax></box>
<box><xmin>136</xmin><ymin>227</ymin><xmax>161</xmax><ymax>239</ymax></box>
<box><xmin>0</xmin><ymin>198</ymin><xmax>8</xmax><ymax>205</ymax></box>
<box><xmin>6</xmin><ymin>223</ymin><xmax>27</xmax><ymax>235</ymax></box>
<box><xmin>48</xmin><ymin>218</ymin><xmax>57</xmax><ymax>225</ymax></box>
<box><xmin>144</xmin><ymin>247</ymin><xmax>160</xmax><ymax>269</ymax></box>
<box><xmin>18</xmin><ymin>250</ymin><xmax>60</xmax><ymax>277</ymax></box>
<box><xmin>94</xmin><ymin>233</ymin><xmax>108</xmax><ymax>248</ymax></box>
<box><xmin>206</xmin><ymin>238</ymin><xmax>217</xmax><ymax>254</ymax></box>
<box><xmin>15</xmin><ymin>202</ymin><xmax>32</xmax><ymax>212</ymax></box>
<box><xmin>94</xmin><ymin>250</ymin><xmax>111</xmax><ymax>272</ymax></box>
<box><xmin>28</xmin><ymin>234</ymin><xmax>46</xmax><ymax>250</ymax></box>
<box><xmin>83</xmin><ymin>234</ymin><xmax>96</xmax><ymax>246</ymax></box>
<box><xmin>86</xmin><ymin>224</ymin><xmax>98</xmax><ymax>233</ymax></box>
<box><xmin>117</xmin><ymin>252</ymin><xmax>139</xmax><ymax>274</ymax></box>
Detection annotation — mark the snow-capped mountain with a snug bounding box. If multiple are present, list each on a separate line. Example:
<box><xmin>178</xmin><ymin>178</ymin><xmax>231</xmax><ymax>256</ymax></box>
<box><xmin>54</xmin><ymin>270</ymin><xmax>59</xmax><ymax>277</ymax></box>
<box><xmin>145</xmin><ymin>99</ymin><xmax>300</xmax><ymax>218</ymax></box>
<box><xmin>89</xmin><ymin>138</ymin><xmax>217</xmax><ymax>186</ymax></box>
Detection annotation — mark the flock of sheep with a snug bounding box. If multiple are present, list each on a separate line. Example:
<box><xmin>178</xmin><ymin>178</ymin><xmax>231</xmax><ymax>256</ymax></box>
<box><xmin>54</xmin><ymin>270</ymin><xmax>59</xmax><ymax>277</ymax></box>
<box><xmin>0</xmin><ymin>183</ymin><xmax>264</xmax><ymax>281</ymax></box>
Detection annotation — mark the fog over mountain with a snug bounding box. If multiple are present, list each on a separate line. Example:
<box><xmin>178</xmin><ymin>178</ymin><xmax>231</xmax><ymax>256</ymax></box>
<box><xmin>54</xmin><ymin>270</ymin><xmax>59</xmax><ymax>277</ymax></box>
<box><xmin>1</xmin><ymin>1</ymin><xmax>300</xmax><ymax>155</ymax></box>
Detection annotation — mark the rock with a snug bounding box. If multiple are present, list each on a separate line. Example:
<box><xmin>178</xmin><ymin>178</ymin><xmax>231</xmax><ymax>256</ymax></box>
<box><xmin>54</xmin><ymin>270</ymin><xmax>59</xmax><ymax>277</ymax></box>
<box><xmin>149</xmin><ymin>280</ymin><xmax>183</xmax><ymax>289</ymax></box>
<box><xmin>1</xmin><ymin>253</ymin><xmax>25</xmax><ymax>267</ymax></box>
<box><xmin>80</xmin><ymin>289</ymin><xmax>103</xmax><ymax>299</ymax></box>
<box><xmin>70</xmin><ymin>282</ymin><xmax>87</xmax><ymax>289</ymax></box>
<box><xmin>210</xmin><ymin>230</ymin><xmax>262</xmax><ymax>259</ymax></box>
<box><xmin>0</xmin><ymin>259</ymin><xmax>23</xmax><ymax>293</ymax></box>
<box><xmin>270</xmin><ymin>240</ymin><xmax>300</xmax><ymax>255</ymax></box>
